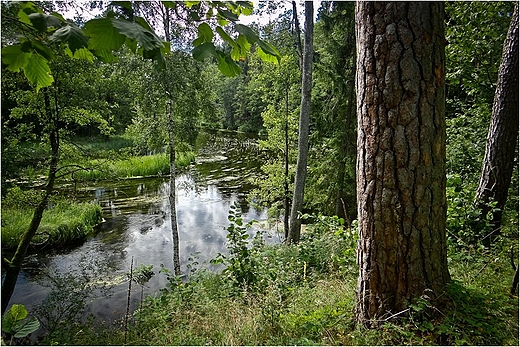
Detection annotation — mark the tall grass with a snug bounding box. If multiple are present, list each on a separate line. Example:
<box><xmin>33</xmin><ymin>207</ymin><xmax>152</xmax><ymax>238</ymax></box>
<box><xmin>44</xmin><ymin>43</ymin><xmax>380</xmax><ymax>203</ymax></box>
<box><xmin>69</xmin><ymin>152</ymin><xmax>195</xmax><ymax>181</ymax></box>
<box><xmin>1</xmin><ymin>202</ymin><xmax>102</xmax><ymax>250</ymax></box>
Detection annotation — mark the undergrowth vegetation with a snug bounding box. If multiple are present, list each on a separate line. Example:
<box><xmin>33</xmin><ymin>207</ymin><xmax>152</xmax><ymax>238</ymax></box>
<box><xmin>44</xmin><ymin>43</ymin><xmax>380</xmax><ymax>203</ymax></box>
<box><xmin>36</xmin><ymin>204</ymin><xmax>519</xmax><ymax>346</ymax></box>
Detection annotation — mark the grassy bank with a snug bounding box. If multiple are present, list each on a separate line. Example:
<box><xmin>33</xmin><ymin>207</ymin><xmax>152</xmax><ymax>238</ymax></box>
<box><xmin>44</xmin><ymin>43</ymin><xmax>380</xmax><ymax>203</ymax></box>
<box><xmin>68</xmin><ymin>151</ymin><xmax>196</xmax><ymax>181</ymax></box>
<box><xmin>1</xmin><ymin>201</ymin><xmax>102</xmax><ymax>250</ymax></box>
<box><xmin>37</xmin><ymin>215</ymin><xmax>518</xmax><ymax>346</ymax></box>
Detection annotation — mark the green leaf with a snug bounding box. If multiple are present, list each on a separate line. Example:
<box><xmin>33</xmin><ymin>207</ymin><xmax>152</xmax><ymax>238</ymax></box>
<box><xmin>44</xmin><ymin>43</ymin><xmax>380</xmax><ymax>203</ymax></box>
<box><xmin>192</xmin><ymin>42</ymin><xmax>216</xmax><ymax>61</ymax></box>
<box><xmin>235</xmin><ymin>24</ymin><xmax>259</xmax><ymax>44</ymax></box>
<box><xmin>50</xmin><ymin>25</ymin><xmax>89</xmax><ymax>52</ymax></box>
<box><xmin>13</xmin><ymin>317</ymin><xmax>40</xmax><ymax>338</ymax></box>
<box><xmin>7</xmin><ymin>304</ymin><xmax>28</xmax><ymax>322</ymax></box>
<box><xmin>91</xmin><ymin>49</ymin><xmax>118</xmax><ymax>63</ymax></box>
<box><xmin>84</xmin><ymin>18</ymin><xmax>125</xmax><ymax>51</ymax></box>
<box><xmin>217</xmin><ymin>9</ymin><xmax>239</xmax><ymax>22</ymax></box>
<box><xmin>2</xmin><ymin>45</ymin><xmax>30</xmax><ymax>72</ymax></box>
<box><xmin>216</xmin><ymin>51</ymin><xmax>241</xmax><ymax>77</ymax></box>
<box><xmin>216</xmin><ymin>26</ymin><xmax>235</xmax><ymax>46</ymax></box>
<box><xmin>24</xmin><ymin>53</ymin><xmax>54</xmax><ymax>91</ymax></box>
<box><xmin>31</xmin><ymin>41</ymin><xmax>55</xmax><ymax>61</ymax></box>
<box><xmin>257</xmin><ymin>40</ymin><xmax>281</xmax><ymax>63</ymax></box>
<box><xmin>28</xmin><ymin>13</ymin><xmax>48</xmax><ymax>32</ymax></box>
<box><xmin>197</xmin><ymin>23</ymin><xmax>214</xmax><ymax>43</ymax></box>
<box><xmin>111</xmin><ymin>18</ymin><xmax>164</xmax><ymax>51</ymax></box>
<box><xmin>72</xmin><ymin>47</ymin><xmax>94</xmax><ymax>62</ymax></box>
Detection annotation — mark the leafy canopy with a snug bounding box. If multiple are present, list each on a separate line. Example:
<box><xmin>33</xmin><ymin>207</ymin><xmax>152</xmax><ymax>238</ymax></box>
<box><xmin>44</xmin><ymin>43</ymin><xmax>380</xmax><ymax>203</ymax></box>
<box><xmin>2</xmin><ymin>1</ymin><xmax>281</xmax><ymax>90</ymax></box>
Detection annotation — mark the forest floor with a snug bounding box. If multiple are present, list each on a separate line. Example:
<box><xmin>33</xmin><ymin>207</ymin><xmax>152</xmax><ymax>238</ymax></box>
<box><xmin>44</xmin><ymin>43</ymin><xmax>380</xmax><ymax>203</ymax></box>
<box><xmin>34</xmin><ymin>217</ymin><xmax>519</xmax><ymax>346</ymax></box>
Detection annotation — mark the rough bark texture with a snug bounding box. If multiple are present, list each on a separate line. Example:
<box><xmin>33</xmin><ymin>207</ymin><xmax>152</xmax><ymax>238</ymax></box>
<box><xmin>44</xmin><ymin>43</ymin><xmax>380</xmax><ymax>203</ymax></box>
<box><xmin>355</xmin><ymin>2</ymin><xmax>451</xmax><ymax>326</ymax></box>
<box><xmin>474</xmin><ymin>4</ymin><xmax>519</xmax><ymax>243</ymax></box>
<box><xmin>1</xmin><ymin>90</ymin><xmax>59</xmax><ymax>315</ymax></box>
<box><xmin>287</xmin><ymin>1</ymin><xmax>313</xmax><ymax>244</ymax></box>
<box><xmin>168</xmin><ymin>97</ymin><xmax>181</xmax><ymax>276</ymax></box>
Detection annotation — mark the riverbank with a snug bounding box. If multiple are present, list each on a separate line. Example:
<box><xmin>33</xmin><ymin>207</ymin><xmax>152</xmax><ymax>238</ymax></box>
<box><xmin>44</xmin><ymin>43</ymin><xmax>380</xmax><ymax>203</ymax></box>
<box><xmin>34</xmin><ymin>218</ymin><xmax>518</xmax><ymax>346</ymax></box>
<box><xmin>1</xmin><ymin>201</ymin><xmax>102</xmax><ymax>251</ymax></box>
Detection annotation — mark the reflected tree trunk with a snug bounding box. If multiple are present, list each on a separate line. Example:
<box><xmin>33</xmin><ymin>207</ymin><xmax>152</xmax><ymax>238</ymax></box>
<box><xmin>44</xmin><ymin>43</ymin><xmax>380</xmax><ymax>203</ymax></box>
<box><xmin>168</xmin><ymin>96</ymin><xmax>181</xmax><ymax>276</ymax></box>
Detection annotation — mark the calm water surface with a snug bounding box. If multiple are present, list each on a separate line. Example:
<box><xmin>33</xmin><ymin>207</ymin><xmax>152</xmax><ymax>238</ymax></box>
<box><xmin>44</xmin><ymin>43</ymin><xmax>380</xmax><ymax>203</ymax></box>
<box><xmin>4</xmin><ymin>131</ymin><xmax>281</xmax><ymax>324</ymax></box>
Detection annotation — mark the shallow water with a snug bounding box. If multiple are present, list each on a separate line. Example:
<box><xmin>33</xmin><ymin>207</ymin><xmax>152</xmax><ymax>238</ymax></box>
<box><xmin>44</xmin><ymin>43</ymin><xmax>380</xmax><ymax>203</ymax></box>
<box><xmin>3</xmin><ymin>131</ymin><xmax>282</xmax><ymax>325</ymax></box>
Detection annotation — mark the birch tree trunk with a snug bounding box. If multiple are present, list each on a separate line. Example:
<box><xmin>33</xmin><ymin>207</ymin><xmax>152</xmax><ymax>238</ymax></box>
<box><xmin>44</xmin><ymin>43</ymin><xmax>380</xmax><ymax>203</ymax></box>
<box><xmin>355</xmin><ymin>1</ymin><xmax>450</xmax><ymax>326</ymax></box>
<box><xmin>168</xmin><ymin>96</ymin><xmax>181</xmax><ymax>276</ymax></box>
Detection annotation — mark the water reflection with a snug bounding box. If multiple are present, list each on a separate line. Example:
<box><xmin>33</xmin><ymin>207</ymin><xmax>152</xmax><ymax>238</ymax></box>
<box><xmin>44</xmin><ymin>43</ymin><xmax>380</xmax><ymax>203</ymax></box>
<box><xmin>4</xmin><ymin>131</ymin><xmax>280</xmax><ymax>323</ymax></box>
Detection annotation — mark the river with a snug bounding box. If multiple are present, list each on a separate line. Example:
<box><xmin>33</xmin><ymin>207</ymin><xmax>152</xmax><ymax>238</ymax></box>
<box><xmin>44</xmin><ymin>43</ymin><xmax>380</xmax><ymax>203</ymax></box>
<box><xmin>3</xmin><ymin>130</ymin><xmax>282</xmax><ymax>326</ymax></box>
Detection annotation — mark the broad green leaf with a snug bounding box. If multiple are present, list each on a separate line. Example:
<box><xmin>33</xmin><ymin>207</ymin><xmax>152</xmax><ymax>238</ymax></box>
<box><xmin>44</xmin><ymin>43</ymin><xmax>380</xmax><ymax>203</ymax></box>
<box><xmin>84</xmin><ymin>18</ymin><xmax>125</xmax><ymax>51</ymax></box>
<box><xmin>216</xmin><ymin>26</ymin><xmax>234</xmax><ymax>46</ymax></box>
<box><xmin>111</xmin><ymin>18</ymin><xmax>164</xmax><ymax>51</ymax></box>
<box><xmin>50</xmin><ymin>11</ymin><xmax>66</xmax><ymax>22</ymax></box>
<box><xmin>217</xmin><ymin>18</ymin><xmax>230</xmax><ymax>26</ymax></box>
<box><xmin>28</xmin><ymin>13</ymin><xmax>48</xmax><ymax>32</ymax></box>
<box><xmin>50</xmin><ymin>25</ymin><xmax>89</xmax><ymax>52</ymax></box>
<box><xmin>1</xmin><ymin>45</ymin><xmax>30</xmax><ymax>72</ymax></box>
<box><xmin>257</xmin><ymin>46</ymin><xmax>280</xmax><ymax>64</ymax></box>
<box><xmin>197</xmin><ymin>23</ymin><xmax>214</xmax><ymax>43</ymax></box>
<box><xmin>91</xmin><ymin>49</ymin><xmax>118</xmax><ymax>63</ymax></box>
<box><xmin>24</xmin><ymin>54</ymin><xmax>54</xmax><ymax>91</ymax></box>
<box><xmin>216</xmin><ymin>51</ymin><xmax>241</xmax><ymax>77</ymax></box>
<box><xmin>72</xmin><ymin>47</ymin><xmax>94</xmax><ymax>61</ymax></box>
<box><xmin>235</xmin><ymin>24</ymin><xmax>259</xmax><ymax>44</ymax></box>
<box><xmin>192</xmin><ymin>42</ymin><xmax>216</xmax><ymax>61</ymax></box>
<box><xmin>13</xmin><ymin>317</ymin><xmax>40</xmax><ymax>338</ymax></box>
<box><xmin>217</xmin><ymin>9</ymin><xmax>239</xmax><ymax>22</ymax></box>
<box><xmin>7</xmin><ymin>304</ymin><xmax>28</xmax><ymax>322</ymax></box>
<box><xmin>135</xmin><ymin>16</ymin><xmax>153</xmax><ymax>31</ymax></box>
<box><xmin>17</xmin><ymin>9</ymin><xmax>32</xmax><ymax>25</ymax></box>
<box><xmin>31</xmin><ymin>41</ymin><xmax>55</xmax><ymax>61</ymax></box>
<box><xmin>257</xmin><ymin>40</ymin><xmax>281</xmax><ymax>63</ymax></box>
<box><xmin>235</xmin><ymin>34</ymin><xmax>250</xmax><ymax>59</ymax></box>
<box><xmin>125</xmin><ymin>37</ymin><xmax>138</xmax><ymax>53</ymax></box>
<box><xmin>237</xmin><ymin>1</ymin><xmax>254</xmax><ymax>15</ymax></box>
<box><xmin>19</xmin><ymin>2</ymin><xmax>40</xmax><ymax>15</ymax></box>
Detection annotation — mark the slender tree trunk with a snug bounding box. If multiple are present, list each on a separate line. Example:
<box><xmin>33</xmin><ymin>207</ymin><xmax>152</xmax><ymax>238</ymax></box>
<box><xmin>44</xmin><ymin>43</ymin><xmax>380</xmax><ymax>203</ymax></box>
<box><xmin>355</xmin><ymin>2</ymin><xmax>450</xmax><ymax>326</ymax></box>
<box><xmin>335</xmin><ymin>63</ymin><xmax>356</xmax><ymax>223</ymax></box>
<box><xmin>2</xmin><ymin>89</ymin><xmax>59</xmax><ymax>315</ymax></box>
<box><xmin>474</xmin><ymin>4</ymin><xmax>519</xmax><ymax>245</ymax></box>
<box><xmin>292</xmin><ymin>0</ymin><xmax>303</xmax><ymax>69</ymax></box>
<box><xmin>287</xmin><ymin>1</ymin><xmax>313</xmax><ymax>244</ymax></box>
<box><xmin>168</xmin><ymin>97</ymin><xmax>181</xmax><ymax>276</ymax></box>
<box><xmin>284</xmin><ymin>83</ymin><xmax>290</xmax><ymax>239</ymax></box>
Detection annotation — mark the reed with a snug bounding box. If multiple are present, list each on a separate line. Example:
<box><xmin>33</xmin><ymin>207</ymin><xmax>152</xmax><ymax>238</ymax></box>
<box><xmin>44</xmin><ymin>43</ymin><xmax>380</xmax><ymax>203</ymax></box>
<box><xmin>71</xmin><ymin>152</ymin><xmax>195</xmax><ymax>181</ymax></box>
<box><xmin>1</xmin><ymin>202</ymin><xmax>103</xmax><ymax>250</ymax></box>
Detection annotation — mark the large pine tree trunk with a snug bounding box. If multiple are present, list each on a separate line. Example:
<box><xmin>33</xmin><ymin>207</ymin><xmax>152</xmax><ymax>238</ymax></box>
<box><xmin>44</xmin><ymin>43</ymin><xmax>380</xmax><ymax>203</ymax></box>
<box><xmin>474</xmin><ymin>4</ymin><xmax>519</xmax><ymax>245</ymax></box>
<box><xmin>355</xmin><ymin>2</ymin><xmax>451</xmax><ymax>326</ymax></box>
<box><xmin>287</xmin><ymin>1</ymin><xmax>314</xmax><ymax>244</ymax></box>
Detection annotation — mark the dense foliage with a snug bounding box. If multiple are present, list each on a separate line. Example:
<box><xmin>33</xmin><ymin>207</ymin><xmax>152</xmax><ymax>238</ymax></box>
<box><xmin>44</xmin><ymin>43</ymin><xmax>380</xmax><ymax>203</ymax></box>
<box><xmin>1</xmin><ymin>1</ymin><xmax>518</xmax><ymax>345</ymax></box>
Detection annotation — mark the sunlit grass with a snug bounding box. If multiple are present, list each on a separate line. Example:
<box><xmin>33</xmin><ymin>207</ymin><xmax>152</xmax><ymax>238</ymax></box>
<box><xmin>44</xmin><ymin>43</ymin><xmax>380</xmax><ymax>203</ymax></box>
<box><xmin>69</xmin><ymin>152</ymin><xmax>196</xmax><ymax>181</ymax></box>
<box><xmin>1</xmin><ymin>202</ymin><xmax>103</xmax><ymax>250</ymax></box>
